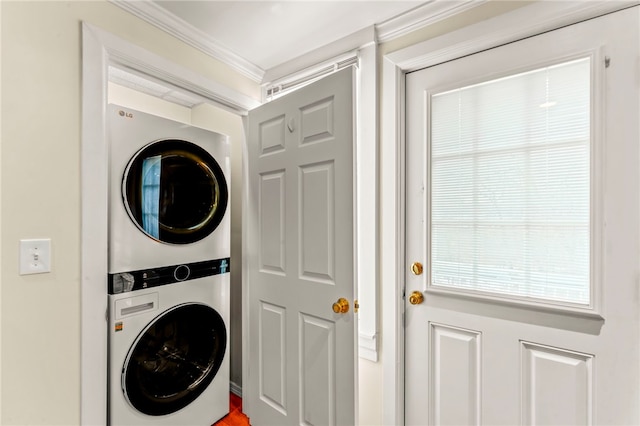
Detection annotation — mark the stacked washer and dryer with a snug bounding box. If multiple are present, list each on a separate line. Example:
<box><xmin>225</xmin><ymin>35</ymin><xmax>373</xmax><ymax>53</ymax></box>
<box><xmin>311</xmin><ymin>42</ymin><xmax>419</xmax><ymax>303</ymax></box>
<box><xmin>107</xmin><ymin>104</ymin><xmax>230</xmax><ymax>425</ymax></box>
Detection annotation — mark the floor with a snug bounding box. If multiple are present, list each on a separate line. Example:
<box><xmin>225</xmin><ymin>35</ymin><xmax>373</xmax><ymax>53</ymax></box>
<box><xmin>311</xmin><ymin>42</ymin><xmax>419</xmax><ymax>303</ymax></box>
<box><xmin>213</xmin><ymin>393</ymin><xmax>250</xmax><ymax>426</ymax></box>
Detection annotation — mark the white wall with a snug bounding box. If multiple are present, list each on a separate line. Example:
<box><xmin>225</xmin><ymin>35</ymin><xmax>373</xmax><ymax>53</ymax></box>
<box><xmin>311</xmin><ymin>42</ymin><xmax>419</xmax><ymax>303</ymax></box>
<box><xmin>1</xmin><ymin>2</ymin><xmax>259</xmax><ymax>424</ymax></box>
<box><xmin>359</xmin><ymin>359</ymin><xmax>383</xmax><ymax>425</ymax></box>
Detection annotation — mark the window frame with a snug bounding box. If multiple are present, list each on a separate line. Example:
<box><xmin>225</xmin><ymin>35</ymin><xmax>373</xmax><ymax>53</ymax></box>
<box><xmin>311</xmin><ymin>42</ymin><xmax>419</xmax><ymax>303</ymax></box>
<box><xmin>422</xmin><ymin>50</ymin><xmax>604</xmax><ymax>317</ymax></box>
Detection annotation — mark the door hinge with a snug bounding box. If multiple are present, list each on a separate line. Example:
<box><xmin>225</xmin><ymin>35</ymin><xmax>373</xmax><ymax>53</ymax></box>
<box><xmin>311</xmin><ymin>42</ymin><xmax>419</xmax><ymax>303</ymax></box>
<box><xmin>605</xmin><ymin>56</ymin><xmax>611</xmax><ymax>68</ymax></box>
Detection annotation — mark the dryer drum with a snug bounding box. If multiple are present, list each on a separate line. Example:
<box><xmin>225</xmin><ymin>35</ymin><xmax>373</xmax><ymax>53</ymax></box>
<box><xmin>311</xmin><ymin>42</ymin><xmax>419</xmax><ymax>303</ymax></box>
<box><xmin>122</xmin><ymin>303</ymin><xmax>227</xmax><ymax>416</ymax></box>
<box><xmin>123</xmin><ymin>139</ymin><xmax>228</xmax><ymax>244</ymax></box>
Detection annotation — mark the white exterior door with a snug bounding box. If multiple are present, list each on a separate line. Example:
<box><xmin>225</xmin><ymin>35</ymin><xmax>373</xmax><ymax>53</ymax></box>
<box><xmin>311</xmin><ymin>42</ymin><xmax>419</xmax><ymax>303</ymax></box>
<box><xmin>405</xmin><ymin>7</ymin><xmax>639</xmax><ymax>425</ymax></box>
<box><xmin>245</xmin><ymin>68</ymin><xmax>356</xmax><ymax>425</ymax></box>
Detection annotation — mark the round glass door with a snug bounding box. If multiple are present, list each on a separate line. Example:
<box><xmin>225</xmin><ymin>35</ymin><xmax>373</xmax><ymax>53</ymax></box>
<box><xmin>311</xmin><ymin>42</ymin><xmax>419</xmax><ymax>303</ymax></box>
<box><xmin>122</xmin><ymin>303</ymin><xmax>227</xmax><ymax>416</ymax></box>
<box><xmin>123</xmin><ymin>139</ymin><xmax>228</xmax><ymax>244</ymax></box>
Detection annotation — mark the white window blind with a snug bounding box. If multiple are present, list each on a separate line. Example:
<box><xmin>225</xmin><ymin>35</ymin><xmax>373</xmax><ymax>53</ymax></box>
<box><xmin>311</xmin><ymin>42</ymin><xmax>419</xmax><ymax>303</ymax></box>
<box><xmin>430</xmin><ymin>57</ymin><xmax>591</xmax><ymax>305</ymax></box>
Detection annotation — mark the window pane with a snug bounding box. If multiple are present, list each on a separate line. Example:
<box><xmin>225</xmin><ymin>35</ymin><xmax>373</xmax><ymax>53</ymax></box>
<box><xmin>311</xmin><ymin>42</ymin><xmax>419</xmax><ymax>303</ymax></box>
<box><xmin>430</xmin><ymin>57</ymin><xmax>590</xmax><ymax>305</ymax></box>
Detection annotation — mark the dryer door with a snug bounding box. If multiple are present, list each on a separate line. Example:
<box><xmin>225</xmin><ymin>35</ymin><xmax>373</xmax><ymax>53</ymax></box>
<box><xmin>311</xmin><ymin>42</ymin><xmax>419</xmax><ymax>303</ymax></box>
<box><xmin>122</xmin><ymin>303</ymin><xmax>227</xmax><ymax>416</ymax></box>
<box><xmin>123</xmin><ymin>139</ymin><xmax>228</xmax><ymax>244</ymax></box>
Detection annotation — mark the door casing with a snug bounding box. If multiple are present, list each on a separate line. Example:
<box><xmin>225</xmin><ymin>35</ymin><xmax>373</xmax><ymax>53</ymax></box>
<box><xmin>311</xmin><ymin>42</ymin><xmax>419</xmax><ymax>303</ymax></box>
<box><xmin>81</xmin><ymin>23</ymin><xmax>257</xmax><ymax>426</ymax></box>
<box><xmin>81</xmin><ymin>23</ymin><xmax>378</xmax><ymax>426</ymax></box>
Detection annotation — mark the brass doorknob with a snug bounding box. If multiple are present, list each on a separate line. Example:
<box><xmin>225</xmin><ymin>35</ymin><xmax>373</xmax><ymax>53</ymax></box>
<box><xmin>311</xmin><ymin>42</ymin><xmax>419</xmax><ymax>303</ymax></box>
<box><xmin>411</xmin><ymin>262</ymin><xmax>423</xmax><ymax>275</ymax></box>
<box><xmin>332</xmin><ymin>298</ymin><xmax>349</xmax><ymax>314</ymax></box>
<box><xmin>409</xmin><ymin>291</ymin><xmax>424</xmax><ymax>305</ymax></box>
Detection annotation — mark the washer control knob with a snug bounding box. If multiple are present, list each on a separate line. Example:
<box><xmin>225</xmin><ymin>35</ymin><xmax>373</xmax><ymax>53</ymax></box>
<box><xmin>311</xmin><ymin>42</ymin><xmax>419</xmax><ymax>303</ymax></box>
<box><xmin>174</xmin><ymin>265</ymin><xmax>191</xmax><ymax>281</ymax></box>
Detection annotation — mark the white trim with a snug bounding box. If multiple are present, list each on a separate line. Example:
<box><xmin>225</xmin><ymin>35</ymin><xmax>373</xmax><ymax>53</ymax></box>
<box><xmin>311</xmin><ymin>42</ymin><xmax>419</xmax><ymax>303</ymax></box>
<box><xmin>109</xmin><ymin>0</ymin><xmax>265</xmax><ymax>83</ymax></box>
<box><xmin>381</xmin><ymin>55</ymin><xmax>406</xmax><ymax>426</ymax></box>
<box><xmin>262</xmin><ymin>0</ymin><xmax>484</xmax><ymax>86</ymax></box>
<box><xmin>380</xmin><ymin>1</ymin><xmax>636</xmax><ymax>423</ymax></box>
<box><xmin>355</xmin><ymin>44</ymin><xmax>379</xmax><ymax>362</ymax></box>
<box><xmin>264</xmin><ymin>52</ymin><xmax>359</xmax><ymax>100</ymax></box>
<box><xmin>230</xmin><ymin>381</ymin><xmax>242</xmax><ymax>398</ymax></box>
<box><xmin>376</xmin><ymin>0</ymin><xmax>487</xmax><ymax>43</ymax></box>
<box><xmin>81</xmin><ymin>23</ymin><xmax>110</xmax><ymax>426</ymax></box>
<box><xmin>108</xmin><ymin>0</ymin><xmax>491</xmax><ymax>86</ymax></box>
<box><xmin>81</xmin><ymin>22</ymin><xmax>257</xmax><ymax>426</ymax></box>
<box><xmin>263</xmin><ymin>26</ymin><xmax>375</xmax><ymax>85</ymax></box>
<box><xmin>387</xmin><ymin>0</ymin><xmax>638</xmax><ymax>72</ymax></box>
<box><xmin>591</xmin><ymin>44</ymin><xmax>606</xmax><ymax>323</ymax></box>
<box><xmin>0</xmin><ymin>1</ymin><xmax>3</xmax><ymax>419</ymax></box>
<box><xmin>89</xmin><ymin>23</ymin><xmax>259</xmax><ymax>115</ymax></box>
<box><xmin>358</xmin><ymin>333</ymin><xmax>378</xmax><ymax>362</ymax></box>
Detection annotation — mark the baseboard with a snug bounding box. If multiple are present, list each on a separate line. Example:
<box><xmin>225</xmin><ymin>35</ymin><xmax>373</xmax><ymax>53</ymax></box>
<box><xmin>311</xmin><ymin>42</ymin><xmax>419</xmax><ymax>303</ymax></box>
<box><xmin>229</xmin><ymin>381</ymin><xmax>242</xmax><ymax>397</ymax></box>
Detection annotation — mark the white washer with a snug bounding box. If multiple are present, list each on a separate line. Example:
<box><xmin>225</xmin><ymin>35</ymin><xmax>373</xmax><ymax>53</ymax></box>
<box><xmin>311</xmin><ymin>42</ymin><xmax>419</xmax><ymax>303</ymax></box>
<box><xmin>108</xmin><ymin>261</ymin><xmax>229</xmax><ymax>426</ymax></box>
<box><xmin>108</xmin><ymin>104</ymin><xmax>230</xmax><ymax>273</ymax></box>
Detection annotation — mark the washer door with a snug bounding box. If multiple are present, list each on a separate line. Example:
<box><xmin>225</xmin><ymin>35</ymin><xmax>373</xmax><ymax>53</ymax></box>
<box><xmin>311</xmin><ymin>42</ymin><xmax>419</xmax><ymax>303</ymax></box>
<box><xmin>122</xmin><ymin>303</ymin><xmax>227</xmax><ymax>416</ymax></box>
<box><xmin>123</xmin><ymin>139</ymin><xmax>228</xmax><ymax>244</ymax></box>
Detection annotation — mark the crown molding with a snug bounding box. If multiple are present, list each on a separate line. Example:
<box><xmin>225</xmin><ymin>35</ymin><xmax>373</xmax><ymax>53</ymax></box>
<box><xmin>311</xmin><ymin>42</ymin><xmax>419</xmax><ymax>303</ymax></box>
<box><xmin>110</xmin><ymin>0</ymin><xmax>489</xmax><ymax>85</ymax></box>
<box><xmin>110</xmin><ymin>0</ymin><xmax>487</xmax><ymax>85</ymax></box>
<box><xmin>387</xmin><ymin>0</ymin><xmax>640</xmax><ymax>72</ymax></box>
<box><xmin>263</xmin><ymin>26</ymin><xmax>375</xmax><ymax>85</ymax></box>
<box><xmin>110</xmin><ymin>0</ymin><xmax>265</xmax><ymax>83</ymax></box>
<box><xmin>263</xmin><ymin>1</ymin><xmax>487</xmax><ymax>86</ymax></box>
<box><xmin>376</xmin><ymin>0</ymin><xmax>487</xmax><ymax>43</ymax></box>
<box><xmin>86</xmin><ymin>23</ymin><xmax>260</xmax><ymax>114</ymax></box>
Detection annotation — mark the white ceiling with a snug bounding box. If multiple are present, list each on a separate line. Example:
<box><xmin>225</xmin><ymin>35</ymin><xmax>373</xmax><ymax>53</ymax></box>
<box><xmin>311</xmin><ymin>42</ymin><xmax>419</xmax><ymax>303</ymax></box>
<box><xmin>152</xmin><ymin>1</ymin><xmax>426</xmax><ymax>71</ymax></box>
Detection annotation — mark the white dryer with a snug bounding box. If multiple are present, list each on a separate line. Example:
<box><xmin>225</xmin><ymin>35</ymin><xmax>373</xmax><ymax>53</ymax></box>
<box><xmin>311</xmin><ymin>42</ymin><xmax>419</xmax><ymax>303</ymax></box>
<box><xmin>108</xmin><ymin>260</ymin><xmax>229</xmax><ymax>425</ymax></box>
<box><xmin>108</xmin><ymin>104</ymin><xmax>230</xmax><ymax>273</ymax></box>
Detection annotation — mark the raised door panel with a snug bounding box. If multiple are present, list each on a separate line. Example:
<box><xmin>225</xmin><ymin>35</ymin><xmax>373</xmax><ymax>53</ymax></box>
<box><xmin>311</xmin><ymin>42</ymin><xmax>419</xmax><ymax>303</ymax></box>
<box><xmin>429</xmin><ymin>323</ymin><xmax>481</xmax><ymax>426</ymax></box>
<box><xmin>300</xmin><ymin>96</ymin><xmax>335</xmax><ymax>144</ymax></box>
<box><xmin>299</xmin><ymin>161</ymin><xmax>335</xmax><ymax>284</ymax></box>
<box><xmin>259</xmin><ymin>302</ymin><xmax>288</xmax><ymax>415</ymax></box>
<box><xmin>259</xmin><ymin>171</ymin><xmax>286</xmax><ymax>275</ymax></box>
<box><xmin>260</xmin><ymin>114</ymin><xmax>286</xmax><ymax>156</ymax></box>
<box><xmin>299</xmin><ymin>313</ymin><xmax>336</xmax><ymax>426</ymax></box>
<box><xmin>521</xmin><ymin>342</ymin><xmax>593</xmax><ymax>426</ymax></box>
<box><xmin>299</xmin><ymin>97</ymin><xmax>335</xmax><ymax>146</ymax></box>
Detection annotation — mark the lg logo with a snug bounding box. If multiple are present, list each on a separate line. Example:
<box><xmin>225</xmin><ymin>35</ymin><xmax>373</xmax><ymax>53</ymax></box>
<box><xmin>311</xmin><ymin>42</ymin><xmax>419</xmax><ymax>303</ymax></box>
<box><xmin>118</xmin><ymin>110</ymin><xmax>133</xmax><ymax>119</ymax></box>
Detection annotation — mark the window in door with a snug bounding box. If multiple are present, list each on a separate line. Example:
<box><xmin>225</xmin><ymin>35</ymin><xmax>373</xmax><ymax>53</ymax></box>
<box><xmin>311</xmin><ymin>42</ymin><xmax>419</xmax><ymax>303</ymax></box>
<box><xmin>429</xmin><ymin>57</ymin><xmax>591</xmax><ymax>306</ymax></box>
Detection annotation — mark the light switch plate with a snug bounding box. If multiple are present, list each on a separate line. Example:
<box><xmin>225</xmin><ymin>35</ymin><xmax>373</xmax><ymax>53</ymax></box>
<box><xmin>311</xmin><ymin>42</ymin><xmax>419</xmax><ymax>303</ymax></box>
<box><xmin>19</xmin><ymin>239</ymin><xmax>51</xmax><ymax>275</ymax></box>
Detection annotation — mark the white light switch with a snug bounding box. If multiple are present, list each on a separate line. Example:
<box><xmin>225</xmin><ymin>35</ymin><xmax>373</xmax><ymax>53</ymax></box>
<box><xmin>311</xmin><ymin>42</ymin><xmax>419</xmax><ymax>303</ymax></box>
<box><xmin>19</xmin><ymin>239</ymin><xmax>51</xmax><ymax>275</ymax></box>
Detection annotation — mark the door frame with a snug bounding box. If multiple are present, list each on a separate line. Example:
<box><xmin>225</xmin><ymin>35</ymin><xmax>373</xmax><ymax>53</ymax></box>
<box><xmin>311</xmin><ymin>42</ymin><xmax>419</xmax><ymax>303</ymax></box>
<box><xmin>81</xmin><ymin>23</ymin><xmax>379</xmax><ymax>426</ymax></box>
<box><xmin>379</xmin><ymin>1</ymin><xmax>637</xmax><ymax>424</ymax></box>
<box><xmin>81</xmin><ymin>23</ymin><xmax>258</xmax><ymax>426</ymax></box>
